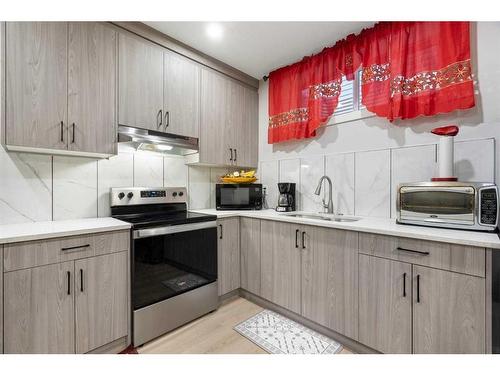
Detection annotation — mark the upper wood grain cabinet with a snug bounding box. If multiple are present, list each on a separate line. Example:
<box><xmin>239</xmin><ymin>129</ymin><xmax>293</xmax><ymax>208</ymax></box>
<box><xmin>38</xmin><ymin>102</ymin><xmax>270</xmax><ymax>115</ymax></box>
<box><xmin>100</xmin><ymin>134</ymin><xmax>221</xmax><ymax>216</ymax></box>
<box><xmin>200</xmin><ymin>68</ymin><xmax>258</xmax><ymax>167</ymax></box>
<box><xmin>413</xmin><ymin>265</ymin><xmax>485</xmax><ymax>354</ymax></box>
<box><xmin>217</xmin><ymin>218</ymin><xmax>241</xmax><ymax>296</ymax></box>
<box><xmin>5</xmin><ymin>22</ymin><xmax>117</xmax><ymax>157</ymax></box>
<box><xmin>260</xmin><ymin>220</ymin><xmax>301</xmax><ymax>314</ymax></box>
<box><xmin>301</xmin><ymin>225</ymin><xmax>359</xmax><ymax>340</ymax></box>
<box><xmin>163</xmin><ymin>51</ymin><xmax>200</xmax><ymax>138</ymax></box>
<box><xmin>68</xmin><ymin>22</ymin><xmax>117</xmax><ymax>155</ymax></box>
<box><xmin>118</xmin><ymin>33</ymin><xmax>163</xmax><ymax>132</ymax></box>
<box><xmin>240</xmin><ymin>217</ymin><xmax>261</xmax><ymax>295</ymax></box>
<box><xmin>358</xmin><ymin>254</ymin><xmax>412</xmax><ymax>353</ymax></box>
<box><xmin>6</xmin><ymin>22</ymin><xmax>68</xmax><ymax>151</ymax></box>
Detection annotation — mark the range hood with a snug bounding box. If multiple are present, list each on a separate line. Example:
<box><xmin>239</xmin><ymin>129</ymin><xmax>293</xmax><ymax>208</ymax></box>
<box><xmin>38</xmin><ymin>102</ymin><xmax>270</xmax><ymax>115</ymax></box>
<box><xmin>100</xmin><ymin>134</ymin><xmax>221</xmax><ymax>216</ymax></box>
<box><xmin>117</xmin><ymin>125</ymin><xmax>199</xmax><ymax>156</ymax></box>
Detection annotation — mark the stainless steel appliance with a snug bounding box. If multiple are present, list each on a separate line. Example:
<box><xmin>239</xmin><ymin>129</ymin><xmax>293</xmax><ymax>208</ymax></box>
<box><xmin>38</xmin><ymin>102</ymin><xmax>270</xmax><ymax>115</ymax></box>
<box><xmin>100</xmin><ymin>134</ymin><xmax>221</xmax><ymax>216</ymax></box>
<box><xmin>216</xmin><ymin>183</ymin><xmax>262</xmax><ymax>210</ymax></box>
<box><xmin>276</xmin><ymin>182</ymin><xmax>296</xmax><ymax>212</ymax></box>
<box><xmin>117</xmin><ymin>125</ymin><xmax>198</xmax><ymax>156</ymax></box>
<box><xmin>110</xmin><ymin>187</ymin><xmax>218</xmax><ymax>346</ymax></box>
<box><xmin>396</xmin><ymin>181</ymin><xmax>498</xmax><ymax>231</ymax></box>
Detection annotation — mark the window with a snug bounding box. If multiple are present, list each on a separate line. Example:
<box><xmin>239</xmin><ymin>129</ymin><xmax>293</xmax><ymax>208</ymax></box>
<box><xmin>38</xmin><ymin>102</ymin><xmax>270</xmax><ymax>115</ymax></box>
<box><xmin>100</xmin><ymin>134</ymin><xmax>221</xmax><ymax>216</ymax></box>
<box><xmin>328</xmin><ymin>69</ymin><xmax>369</xmax><ymax>125</ymax></box>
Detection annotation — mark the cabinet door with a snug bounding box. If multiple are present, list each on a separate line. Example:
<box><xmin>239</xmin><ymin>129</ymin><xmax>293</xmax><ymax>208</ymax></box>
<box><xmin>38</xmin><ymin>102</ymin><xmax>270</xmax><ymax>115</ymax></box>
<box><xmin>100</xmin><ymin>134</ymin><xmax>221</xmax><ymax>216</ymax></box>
<box><xmin>235</xmin><ymin>86</ymin><xmax>258</xmax><ymax>168</ymax></box>
<box><xmin>6</xmin><ymin>22</ymin><xmax>68</xmax><ymax>149</ymax></box>
<box><xmin>217</xmin><ymin>218</ymin><xmax>240</xmax><ymax>296</ymax></box>
<box><xmin>75</xmin><ymin>252</ymin><xmax>128</xmax><ymax>353</ymax></box>
<box><xmin>164</xmin><ymin>51</ymin><xmax>200</xmax><ymax>138</ymax></box>
<box><xmin>68</xmin><ymin>22</ymin><xmax>117</xmax><ymax>155</ymax></box>
<box><xmin>358</xmin><ymin>255</ymin><xmax>412</xmax><ymax>353</ymax></box>
<box><xmin>301</xmin><ymin>226</ymin><xmax>359</xmax><ymax>339</ymax></box>
<box><xmin>260</xmin><ymin>220</ymin><xmax>301</xmax><ymax>314</ymax></box>
<box><xmin>0</xmin><ymin>246</ymin><xmax>3</xmax><ymax>354</ymax></box>
<box><xmin>413</xmin><ymin>265</ymin><xmax>485</xmax><ymax>353</ymax></box>
<box><xmin>240</xmin><ymin>218</ymin><xmax>261</xmax><ymax>295</ymax></box>
<box><xmin>200</xmin><ymin>68</ymin><xmax>231</xmax><ymax>165</ymax></box>
<box><xmin>118</xmin><ymin>33</ymin><xmax>163</xmax><ymax>131</ymax></box>
<box><xmin>4</xmin><ymin>261</ymin><xmax>75</xmax><ymax>353</ymax></box>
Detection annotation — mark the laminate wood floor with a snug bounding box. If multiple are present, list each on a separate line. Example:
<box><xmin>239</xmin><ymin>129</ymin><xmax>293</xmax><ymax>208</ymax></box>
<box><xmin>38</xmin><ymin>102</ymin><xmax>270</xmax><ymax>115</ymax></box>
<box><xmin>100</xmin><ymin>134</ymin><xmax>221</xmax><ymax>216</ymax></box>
<box><xmin>138</xmin><ymin>296</ymin><xmax>353</xmax><ymax>354</ymax></box>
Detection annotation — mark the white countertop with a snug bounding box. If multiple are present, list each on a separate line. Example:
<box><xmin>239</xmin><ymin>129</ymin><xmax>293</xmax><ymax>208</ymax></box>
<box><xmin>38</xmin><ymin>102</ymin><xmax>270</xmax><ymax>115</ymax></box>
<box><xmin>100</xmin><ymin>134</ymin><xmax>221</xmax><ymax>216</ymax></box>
<box><xmin>0</xmin><ymin>217</ymin><xmax>131</xmax><ymax>245</ymax></box>
<box><xmin>192</xmin><ymin>209</ymin><xmax>500</xmax><ymax>249</ymax></box>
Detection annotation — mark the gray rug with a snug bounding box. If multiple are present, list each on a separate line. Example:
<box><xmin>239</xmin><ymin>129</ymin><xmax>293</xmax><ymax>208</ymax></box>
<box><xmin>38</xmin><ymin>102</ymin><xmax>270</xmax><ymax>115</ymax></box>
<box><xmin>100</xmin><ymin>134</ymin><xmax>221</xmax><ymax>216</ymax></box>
<box><xmin>234</xmin><ymin>309</ymin><xmax>343</xmax><ymax>354</ymax></box>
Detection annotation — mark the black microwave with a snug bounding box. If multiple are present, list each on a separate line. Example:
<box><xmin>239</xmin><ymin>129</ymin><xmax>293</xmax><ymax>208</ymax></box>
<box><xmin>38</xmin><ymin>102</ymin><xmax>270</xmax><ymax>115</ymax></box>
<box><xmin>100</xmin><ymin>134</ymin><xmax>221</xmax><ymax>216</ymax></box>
<box><xmin>216</xmin><ymin>184</ymin><xmax>263</xmax><ymax>210</ymax></box>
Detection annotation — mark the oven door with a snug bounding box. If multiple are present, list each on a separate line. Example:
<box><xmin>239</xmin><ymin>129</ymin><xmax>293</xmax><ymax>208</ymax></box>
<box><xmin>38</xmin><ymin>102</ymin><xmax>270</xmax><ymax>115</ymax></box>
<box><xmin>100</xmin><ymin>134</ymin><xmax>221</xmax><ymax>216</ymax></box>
<box><xmin>399</xmin><ymin>186</ymin><xmax>475</xmax><ymax>225</ymax></box>
<box><xmin>132</xmin><ymin>221</ymin><xmax>217</xmax><ymax>311</ymax></box>
<box><xmin>216</xmin><ymin>184</ymin><xmax>262</xmax><ymax>210</ymax></box>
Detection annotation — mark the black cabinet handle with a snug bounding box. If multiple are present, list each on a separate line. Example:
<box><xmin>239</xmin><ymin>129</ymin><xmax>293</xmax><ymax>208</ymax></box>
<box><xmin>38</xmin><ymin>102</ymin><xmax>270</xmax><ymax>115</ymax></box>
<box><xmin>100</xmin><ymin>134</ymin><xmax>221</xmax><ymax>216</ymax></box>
<box><xmin>60</xmin><ymin>121</ymin><xmax>64</xmax><ymax>142</ymax></box>
<box><xmin>157</xmin><ymin>109</ymin><xmax>163</xmax><ymax>129</ymax></box>
<box><xmin>403</xmin><ymin>272</ymin><xmax>407</xmax><ymax>297</ymax></box>
<box><xmin>295</xmin><ymin>229</ymin><xmax>299</xmax><ymax>248</ymax></box>
<box><xmin>234</xmin><ymin>149</ymin><xmax>237</xmax><ymax>163</ymax></box>
<box><xmin>67</xmin><ymin>271</ymin><xmax>71</xmax><ymax>295</ymax></box>
<box><xmin>301</xmin><ymin>231</ymin><xmax>306</xmax><ymax>249</ymax></box>
<box><xmin>165</xmin><ymin>111</ymin><xmax>169</xmax><ymax>128</ymax></box>
<box><xmin>80</xmin><ymin>269</ymin><xmax>84</xmax><ymax>292</ymax></box>
<box><xmin>416</xmin><ymin>274</ymin><xmax>420</xmax><ymax>303</ymax></box>
<box><xmin>71</xmin><ymin>123</ymin><xmax>75</xmax><ymax>144</ymax></box>
<box><xmin>396</xmin><ymin>247</ymin><xmax>430</xmax><ymax>256</ymax></box>
<box><xmin>61</xmin><ymin>244</ymin><xmax>90</xmax><ymax>251</ymax></box>
<box><xmin>219</xmin><ymin>224</ymin><xmax>223</xmax><ymax>239</ymax></box>
<box><xmin>229</xmin><ymin>148</ymin><xmax>233</xmax><ymax>162</ymax></box>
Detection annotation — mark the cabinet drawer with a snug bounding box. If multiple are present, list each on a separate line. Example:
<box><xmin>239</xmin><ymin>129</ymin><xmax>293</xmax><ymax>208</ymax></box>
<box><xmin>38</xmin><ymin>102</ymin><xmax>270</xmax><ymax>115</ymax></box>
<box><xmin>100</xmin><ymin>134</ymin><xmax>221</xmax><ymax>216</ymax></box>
<box><xmin>358</xmin><ymin>233</ymin><xmax>485</xmax><ymax>278</ymax></box>
<box><xmin>4</xmin><ymin>230</ymin><xmax>129</xmax><ymax>272</ymax></box>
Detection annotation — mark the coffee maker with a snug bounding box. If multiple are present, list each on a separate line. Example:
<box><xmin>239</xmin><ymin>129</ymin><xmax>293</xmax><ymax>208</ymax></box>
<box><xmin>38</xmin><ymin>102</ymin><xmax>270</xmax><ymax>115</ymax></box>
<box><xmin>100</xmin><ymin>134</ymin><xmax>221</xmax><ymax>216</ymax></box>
<box><xmin>276</xmin><ymin>183</ymin><xmax>296</xmax><ymax>212</ymax></box>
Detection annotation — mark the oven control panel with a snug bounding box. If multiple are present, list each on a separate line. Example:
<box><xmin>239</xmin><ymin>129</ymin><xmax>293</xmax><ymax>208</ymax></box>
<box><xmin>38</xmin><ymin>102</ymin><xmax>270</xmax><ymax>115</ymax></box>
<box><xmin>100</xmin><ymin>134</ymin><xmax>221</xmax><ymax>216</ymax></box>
<box><xmin>110</xmin><ymin>187</ymin><xmax>187</xmax><ymax>206</ymax></box>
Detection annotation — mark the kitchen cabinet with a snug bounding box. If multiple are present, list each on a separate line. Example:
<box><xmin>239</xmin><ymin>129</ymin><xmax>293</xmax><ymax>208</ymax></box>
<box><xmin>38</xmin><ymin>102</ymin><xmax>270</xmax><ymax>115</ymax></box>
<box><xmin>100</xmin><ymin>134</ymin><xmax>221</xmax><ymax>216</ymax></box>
<box><xmin>163</xmin><ymin>51</ymin><xmax>200</xmax><ymax>138</ymax></box>
<box><xmin>413</xmin><ymin>265</ymin><xmax>485</xmax><ymax>354</ymax></box>
<box><xmin>5</xmin><ymin>22</ymin><xmax>117</xmax><ymax>157</ymax></box>
<box><xmin>5</xmin><ymin>22</ymin><xmax>68</xmax><ymax>151</ymax></box>
<box><xmin>217</xmin><ymin>218</ymin><xmax>241</xmax><ymax>296</ymax></box>
<box><xmin>0</xmin><ymin>246</ymin><xmax>3</xmax><ymax>354</ymax></box>
<box><xmin>75</xmin><ymin>252</ymin><xmax>128</xmax><ymax>353</ymax></box>
<box><xmin>68</xmin><ymin>22</ymin><xmax>117</xmax><ymax>155</ymax></box>
<box><xmin>358</xmin><ymin>255</ymin><xmax>412</xmax><ymax>353</ymax></box>
<box><xmin>240</xmin><ymin>218</ymin><xmax>261</xmax><ymax>295</ymax></box>
<box><xmin>4</xmin><ymin>261</ymin><xmax>75</xmax><ymax>354</ymax></box>
<box><xmin>118</xmin><ymin>32</ymin><xmax>163</xmax><ymax>131</ymax></box>
<box><xmin>200</xmin><ymin>68</ymin><xmax>258</xmax><ymax>167</ymax></box>
<box><xmin>2</xmin><ymin>230</ymin><xmax>130</xmax><ymax>354</ymax></box>
<box><xmin>260</xmin><ymin>220</ymin><xmax>301</xmax><ymax>314</ymax></box>
<box><xmin>301</xmin><ymin>226</ymin><xmax>358</xmax><ymax>339</ymax></box>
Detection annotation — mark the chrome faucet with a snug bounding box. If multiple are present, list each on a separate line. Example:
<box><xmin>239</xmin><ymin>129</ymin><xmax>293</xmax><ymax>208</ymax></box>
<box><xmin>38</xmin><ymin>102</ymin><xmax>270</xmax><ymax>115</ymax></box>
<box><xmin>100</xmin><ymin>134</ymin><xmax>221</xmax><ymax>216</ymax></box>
<box><xmin>314</xmin><ymin>175</ymin><xmax>334</xmax><ymax>214</ymax></box>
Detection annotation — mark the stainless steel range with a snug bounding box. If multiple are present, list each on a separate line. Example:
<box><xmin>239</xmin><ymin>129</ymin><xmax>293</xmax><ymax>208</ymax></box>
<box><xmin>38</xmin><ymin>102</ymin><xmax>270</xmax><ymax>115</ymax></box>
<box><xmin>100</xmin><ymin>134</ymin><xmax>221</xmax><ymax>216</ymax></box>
<box><xmin>110</xmin><ymin>187</ymin><xmax>218</xmax><ymax>346</ymax></box>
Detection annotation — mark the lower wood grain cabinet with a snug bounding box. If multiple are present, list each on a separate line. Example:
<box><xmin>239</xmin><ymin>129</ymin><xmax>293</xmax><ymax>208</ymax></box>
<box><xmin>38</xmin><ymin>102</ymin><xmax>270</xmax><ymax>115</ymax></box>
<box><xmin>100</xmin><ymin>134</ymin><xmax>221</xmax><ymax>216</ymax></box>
<box><xmin>217</xmin><ymin>218</ymin><xmax>241</xmax><ymax>296</ymax></box>
<box><xmin>359</xmin><ymin>254</ymin><xmax>486</xmax><ymax>354</ymax></box>
<box><xmin>240</xmin><ymin>218</ymin><xmax>261</xmax><ymax>295</ymax></box>
<box><xmin>3</xmin><ymin>232</ymin><xmax>129</xmax><ymax>354</ymax></box>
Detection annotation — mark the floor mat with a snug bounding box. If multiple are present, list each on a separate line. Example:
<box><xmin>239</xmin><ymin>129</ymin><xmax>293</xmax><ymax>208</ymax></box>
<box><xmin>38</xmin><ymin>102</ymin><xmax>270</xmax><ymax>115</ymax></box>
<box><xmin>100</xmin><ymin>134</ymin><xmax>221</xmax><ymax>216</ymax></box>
<box><xmin>234</xmin><ymin>309</ymin><xmax>343</xmax><ymax>354</ymax></box>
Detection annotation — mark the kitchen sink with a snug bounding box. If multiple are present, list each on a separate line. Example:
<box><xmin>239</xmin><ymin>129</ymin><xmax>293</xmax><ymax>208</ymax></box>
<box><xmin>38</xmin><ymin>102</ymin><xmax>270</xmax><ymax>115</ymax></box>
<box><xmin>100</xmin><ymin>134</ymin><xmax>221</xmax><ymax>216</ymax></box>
<box><xmin>281</xmin><ymin>212</ymin><xmax>361</xmax><ymax>222</ymax></box>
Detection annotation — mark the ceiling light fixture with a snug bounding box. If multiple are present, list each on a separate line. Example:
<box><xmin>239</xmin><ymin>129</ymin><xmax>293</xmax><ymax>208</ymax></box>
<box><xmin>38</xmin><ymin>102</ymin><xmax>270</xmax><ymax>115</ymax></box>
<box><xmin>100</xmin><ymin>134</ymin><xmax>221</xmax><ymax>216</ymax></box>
<box><xmin>206</xmin><ymin>23</ymin><xmax>224</xmax><ymax>40</ymax></box>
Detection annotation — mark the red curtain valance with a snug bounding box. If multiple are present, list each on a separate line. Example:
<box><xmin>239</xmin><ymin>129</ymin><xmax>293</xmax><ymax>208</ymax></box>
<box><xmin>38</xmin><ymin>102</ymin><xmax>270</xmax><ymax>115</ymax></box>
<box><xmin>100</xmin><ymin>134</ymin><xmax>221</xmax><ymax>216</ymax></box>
<box><xmin>268</xmin><ymin>22</ymin><xmax>474</xmax><ymax>144</ymax></box>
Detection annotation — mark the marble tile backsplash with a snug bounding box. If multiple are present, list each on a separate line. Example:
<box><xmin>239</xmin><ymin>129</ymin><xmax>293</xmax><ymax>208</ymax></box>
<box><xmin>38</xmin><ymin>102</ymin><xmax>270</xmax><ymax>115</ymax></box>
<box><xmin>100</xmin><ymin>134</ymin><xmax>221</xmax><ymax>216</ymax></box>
<box><xmin>0</xmin><ymin>146</ymin><xmax>225</xmax><ymax>225</ymax></box>
<box><xmin>260</xmin><ymin>137</ymin><xmax>496</xmax><ymax>218</ymax></box>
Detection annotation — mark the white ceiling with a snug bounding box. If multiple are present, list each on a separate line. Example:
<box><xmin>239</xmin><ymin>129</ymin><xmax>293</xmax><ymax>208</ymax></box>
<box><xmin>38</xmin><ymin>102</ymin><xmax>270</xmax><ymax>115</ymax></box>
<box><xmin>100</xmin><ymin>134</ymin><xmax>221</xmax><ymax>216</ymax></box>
<box><xmin>145</xmin><ymin>22</ymin><xmax>374</xmax><ymax>79</ymax></box>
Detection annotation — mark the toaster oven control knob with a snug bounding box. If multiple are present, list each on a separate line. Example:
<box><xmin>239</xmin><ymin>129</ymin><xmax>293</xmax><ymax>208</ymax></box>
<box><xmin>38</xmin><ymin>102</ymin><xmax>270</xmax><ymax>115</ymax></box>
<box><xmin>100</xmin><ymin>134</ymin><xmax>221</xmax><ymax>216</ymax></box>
<box><xmin>179</xmin><ymin>191</ymin><xmax>184</xmax><ymax>197</ymax></box>
<box><xmin>172</xmin><ymin>192</ymin><xmax>178</xmax><ymax>197</ymax></box>
<box><xmin>127</xmin><ymin>192</ymin><xmax>134</xmax><ymax>199</ymax></box>
<box><xmin>118</xmin><ymin>192</ymin><xmax>125</xmax><ymax>200</ymax></box>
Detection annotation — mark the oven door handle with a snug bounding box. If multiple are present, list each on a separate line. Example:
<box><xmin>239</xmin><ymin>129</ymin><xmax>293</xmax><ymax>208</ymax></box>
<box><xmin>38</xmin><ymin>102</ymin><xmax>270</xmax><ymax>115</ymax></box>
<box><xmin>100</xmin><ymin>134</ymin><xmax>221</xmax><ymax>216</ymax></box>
<box><xmin>133</xmin><ymin>221</ymin><xmax>217</xmax><ymax>239</ymax></box>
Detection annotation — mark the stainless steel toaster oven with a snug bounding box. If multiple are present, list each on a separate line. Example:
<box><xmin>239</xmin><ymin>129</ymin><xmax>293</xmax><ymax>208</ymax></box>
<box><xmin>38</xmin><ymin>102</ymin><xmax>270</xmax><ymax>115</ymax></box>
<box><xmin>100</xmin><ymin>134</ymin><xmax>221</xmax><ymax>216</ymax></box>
<box><xmin>396</xmin><ymin>181</ymin><xmax>498</xmax><ymax>231</ymax></box>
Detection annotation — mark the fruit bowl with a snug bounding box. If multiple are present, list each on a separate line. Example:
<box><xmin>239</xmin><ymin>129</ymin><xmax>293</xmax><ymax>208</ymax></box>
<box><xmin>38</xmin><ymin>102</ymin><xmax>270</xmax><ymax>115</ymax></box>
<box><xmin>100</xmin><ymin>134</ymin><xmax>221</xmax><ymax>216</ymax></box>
<box><xmin>221</xmin><ymin>176</ymin><xmax>258</xmax><ymax>184</ymax></box>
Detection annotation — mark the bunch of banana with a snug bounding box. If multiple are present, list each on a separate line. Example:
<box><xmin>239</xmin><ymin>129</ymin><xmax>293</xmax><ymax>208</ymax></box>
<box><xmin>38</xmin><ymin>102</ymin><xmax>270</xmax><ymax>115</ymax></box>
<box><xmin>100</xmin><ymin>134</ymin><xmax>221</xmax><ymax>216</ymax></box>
<box><xmin>223</xmin><ymin>170</ymin><xmax>256</xmax><ymax>178</ymax></box>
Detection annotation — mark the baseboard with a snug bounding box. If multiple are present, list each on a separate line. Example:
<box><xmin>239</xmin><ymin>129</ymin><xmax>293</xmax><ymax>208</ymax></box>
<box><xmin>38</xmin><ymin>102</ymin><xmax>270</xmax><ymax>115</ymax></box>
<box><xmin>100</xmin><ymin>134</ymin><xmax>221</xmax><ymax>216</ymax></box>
<box><xmin>87</xmin><ymin>336</ymin><xmax>129</xmax><ymax>354</ymax></box>
<box><xmin>239</xmin><ymin>289</ymin><xmax>379</xmax><ymax>354</ymax></box>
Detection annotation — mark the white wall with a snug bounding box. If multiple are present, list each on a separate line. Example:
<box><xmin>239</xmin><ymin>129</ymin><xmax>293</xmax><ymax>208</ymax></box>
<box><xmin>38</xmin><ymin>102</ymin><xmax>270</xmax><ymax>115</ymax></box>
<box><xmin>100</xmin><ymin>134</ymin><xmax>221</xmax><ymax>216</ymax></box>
<box><xmin>258</xmin><ymin>22</ymin><xmax>500</xmax><ymax>217</ymax></box>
